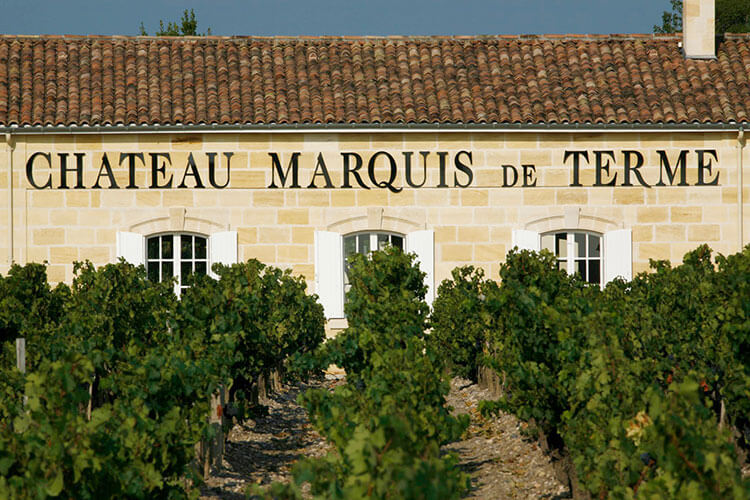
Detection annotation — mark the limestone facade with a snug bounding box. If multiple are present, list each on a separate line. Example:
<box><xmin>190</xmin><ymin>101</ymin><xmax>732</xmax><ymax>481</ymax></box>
<box><xmin>1</xmin><ymin>129</ymin><xmax>747</xmax><ymax>322</ymax></box>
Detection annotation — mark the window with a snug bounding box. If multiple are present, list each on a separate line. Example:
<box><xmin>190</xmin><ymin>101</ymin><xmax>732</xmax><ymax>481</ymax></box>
<box><xmin>146</xmin><ymin>233</ymin><xmax>208</xmax><ymax>295</ymax></box>
<box><xmin>315</xmin><ymin>229</ymin><xmax>434</xmax><ymax>319</ymax></box>
<box><xmin>343</xmin><ymin>232</ymin><xmax>404</xmax><ymax>296</ymax></box>
<box><xmin>541</xmin><ymin>231</ymin><xmax>602</xmax><ymax>285</ymax></box>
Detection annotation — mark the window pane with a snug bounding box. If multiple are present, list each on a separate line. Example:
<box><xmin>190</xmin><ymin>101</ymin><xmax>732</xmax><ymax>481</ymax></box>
<box><xmin>195</xmin><ymin>261</ymin><xmax>207</xmax><ymax>275</ymax></box>
<box><xmin>391</xmin><ymin>235</ymin><xmax>404</xmax><ymax>250</ymax></box>
<box><xmin>589</xmin><ymin>259</ymin><xmax>601</xmax><ymax>284</ymax></box>
<box><xmin>162</xmin><ymin>261</ymin><xmax>173</xmax><ymax>280</ymax></box>
<box><xmin>195</xmin><ymin>237</ymin><xmax>207</xmax><ymax>259</ymax></box>
<box><xmin>589</xmin><ymin>234</ymin><xmax>601</xmax><ymax>258</ymax></box>
<box><xmin>574</xmin><ymin>233</ymin><xmax>586</xmax><ymax>258</ymax></box>
<box><xmin>575</xmin><ymin>259</ymin><xmax>586</xmax><ymax>279</ymax></box>
<box><xmin>344</xmin><ymin>235</ymin><xmax>356</xmax><ymax>257</ymax></box>
<box><xmin>556</xmin><ymin>260</ymin><xmax>565</xmax><ymax>271</ymax></box>
<box><xmin>147</xmin><ymin>237</ymin><xmax>159</xmax><ymax>259</ymax></box>
<box><xmin>555</xmin><ymin>233</ymin><xmax>567</xmax><ymax>258</ymax></box>
<box><xmin>162</xmin><ymin>235</ymin><xmax>173</xmax><ymax>259</ymax></box>
<box><xmin>181</xmin><ymin>235</ymin><xmax>193</xmax><ymax>259</ymax></box>
<box><xmin>147</xmin><ymin>261</ymin><xmax>159</xmax><ymax>282</ymax></box>
<box><xmin>181</xmin><ymin>261</ymin><xmax>192</xmax><ymax>282</ymax></box>
<box><xmin>377</xmin><ymin>234</ymin><xmax>389</xmax><ymax>251</ymax></box>
<box><xmin>541</xmin><ymin>234</ymin><xmax>554</xmax><ymax>252</ymax></box>
<box><xmin>358</xmin><ymin>234</ymin><xmax>370</xmax><ymax>254</ymax></box>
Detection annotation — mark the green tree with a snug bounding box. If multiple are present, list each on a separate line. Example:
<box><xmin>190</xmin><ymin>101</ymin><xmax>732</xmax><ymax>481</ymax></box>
<box><xmin>655</xmin><ymin>0</ymin><xmax>750</xmax><ymax>34</ymax></box>
<box><xmin>716</xmin><ymin>0</ymin><xmax>750</xmax><ymax>32</ymax></box>
<box><xmin>654</xmin><ymin>0</ymin><xmax>683</xmax><ymax>33</ymax></box>
<box><xmin>139</xmin><ymin>9</ymin><xmax>211</xmax><ymax>36</ymax></box>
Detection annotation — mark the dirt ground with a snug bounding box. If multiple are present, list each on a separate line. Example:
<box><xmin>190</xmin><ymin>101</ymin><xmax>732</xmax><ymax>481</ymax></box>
<box><xmin>200</xmin><ymin>376</ymin><xmax>570</xmax><ymax>499</ymax></box>
<box><xmin>444</xmin><ymin>377</ymin><xmax>570</xmax><ymax>499</ymax></box>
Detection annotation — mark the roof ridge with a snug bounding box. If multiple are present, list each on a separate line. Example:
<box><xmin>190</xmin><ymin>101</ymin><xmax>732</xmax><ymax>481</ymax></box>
<box><xmin>0</xmin><ymin>33</ymin><xmax>684</xmax><ymax>42</ymax></box>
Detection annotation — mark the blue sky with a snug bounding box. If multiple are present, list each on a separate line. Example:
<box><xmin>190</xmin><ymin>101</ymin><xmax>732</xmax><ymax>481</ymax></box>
<box><xmin>3</xmin><ymin>0</ymin><xmax>672</xmax><ymax>37</ymax></box>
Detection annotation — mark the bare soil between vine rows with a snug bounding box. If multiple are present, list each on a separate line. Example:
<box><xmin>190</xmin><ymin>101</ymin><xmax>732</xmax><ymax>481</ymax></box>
<box><xmin>200</xmin><ymin>376</ymin><xmax>571</xmax><ymax>499</ymax></box>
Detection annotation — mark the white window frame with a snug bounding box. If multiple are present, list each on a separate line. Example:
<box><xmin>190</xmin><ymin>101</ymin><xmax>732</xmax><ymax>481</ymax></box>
<box><xmin>541</xmin><ymin>230</ymin><xmax>603</xmax><ymax>286</ymax></box>
<box><xmin>512</xmin><ymin>228</ymin><xmax>632</xmax><ymax>285</ymax></box>
<box><xmin>146</xmin><ymin>232</ymin><xmax>209</xmax><ymax>296</ymax></box>
<box><xmin>117</xmin><ymin>230</ymin><xmax>238</xmax><ymax>296</ymax></box>
<box><xmin>315</xmin><ymin>228</ymin><xmax>434</xmax><ymax>320</ymax></box>
<box><xmin>342</xmin><ymin>231</ymin><xmax>405</xmax><ymax>300</ymax></box>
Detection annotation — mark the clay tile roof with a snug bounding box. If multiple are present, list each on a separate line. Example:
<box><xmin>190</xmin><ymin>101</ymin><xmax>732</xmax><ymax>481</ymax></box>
<box><xmin>2</xmin><ymin>33</ymin><xmax>750</xmax><ymax>127</ymax></box>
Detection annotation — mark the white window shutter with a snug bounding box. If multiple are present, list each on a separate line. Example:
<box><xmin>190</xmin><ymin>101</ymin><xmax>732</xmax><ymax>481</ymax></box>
<box><xmin>116</xmin><ymin>231</ymin><xmax>145</xmax><ymax>266</ymax></box>
<box><xmin>209</xmin><ymin>231</ymin><xmax>238</xmax><ymax>278</ymax></box>
<box><xmin>315</xmin><ymin>231</ymin><xmax>344</xmax><ymax>319</ymax></box>
<box><xmin>512</xmin><ymin>229</ymin><xmax>540</xmax><ymax>251</ymax></box>
<box><xmin>406</xmin><ymin>229</ymin><xmax>435</xmax><ymax>307</ymax></box>
<box><xmin>603</xmin><ymin>229</ymin><xmax>632</xmax><ymax>283</ymax></box>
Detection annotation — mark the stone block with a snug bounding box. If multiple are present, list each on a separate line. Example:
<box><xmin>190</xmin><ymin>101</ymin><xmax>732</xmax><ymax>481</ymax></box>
<box><xmin>331</xmin><ymin>190</ymin><xmax>356</xmax><ymax>207</ymax></box>
<box><xmin>66</xmin><ymin>228</ymin><xmax>97</xmax><ymax>245</ymax></box>
<box><xmin>637</xmin><ymin>206</ymin><xmax>669</xmax><ymax>223</ymax></box>
<box><xmin>64</xmin><ymin>191</ymin><xmax>91</xmax><ymax>208</ymax></box>
<box><xmin>49</xmin><ymin>246</ymin><xmax>78</xmax><ymax>264</ymax></box>
<box><xmin>461</xmin><ymin>189</ymin><xmax>489</xmax><ymax>206</ymax></box>
<box><xmin>658</xmin><ymin>189</ymin><xmax>688</xmax><ymax>204</ymax></box>
<box><xmin>238</xmin><ymin>227</ymin><xmax>258</xmax><ymax>244</ymax></box>
<box><xmin>277</xmin><ymin>245</ymin><xmax>309</xmax><ymax>262</ymax></box>
<box><xmin>298</xmin><ymin>190</ymin><xmax>331</xmax><ymax>207</ymax></box>
<box><xmin>46</xmin><ymin>265</ymin><xmax>66</xmax><ymax>284</ymax></box>
<box><xmin>722</xmin><ymin>187</ymin><xmax>738</xmax><ymax>204</ymax></box>
<box><xmin>389</xmin><ymin>190</ymin><xmax>416</xmax><ymax>206</ymax></box>
<box><xmin>163</xmin><ymin>190</ymin><xmax>195</xmax><ymax>206</ymax></box>
<box><xmin>475</xmin><ymin>243</ymin><xmax>505</xmax><ymax>262</ymax></box>
<box><xmin>253</xmin><ymin>191</ymin><xmax>286</xmax><ymax>207</ymax></box>
<box><xmin>439</xmin><ymin>208</ymin><xmax>474</xmax><ymax>225</ymax></box>
<box><xmin>34</xmin><ymin>228</ymin><xmax>65</xmax><ymax>245</ymax></box>
<box><xmin>291</xmin><ymin>264</ymin><xmax>315</xmax><ymax>282</ymax></box>
<box><xmin>654</xmin><ymin>224</ymin><xmax>686</xmax><ymax>241</ymax></box>
<box><xmin>27</xmin><ymin>209</ymin><xmax>49</xmax><ymax>226</ymax></box>
<box><xmin>80</xmin><ymin>246</ymin><xmax>111</xmax><ymax>264</ymax></box>
<box><xmin>588</xmin><ymin>188</ymin><xmax>613</xmax><ymax>205</ymax></box>
<box><xmin>100</xmin><ymin>191</ymin><xmax>134</xmax><ymax>208</ymax></box>
<box><xmin>135</xmin><ymin>191</ymin><xmax>162</xmax><ymax>207</ymax></box>
<box><xmin>632</xmin><ymin>224</ymin><xmax>654</xmax><ymax>242</ymax></box>
<box><xmin>458</xmin><ymin>226</ymin><xmax>489</xmax><ymax>243</ymax></box>
<box><xmin>242</xmin><ymin>245</ymin><xmax>276</xmax><ymax>263</ymax></box>
<box><xmin>441</xmin><ymin>243</ymin><xmax>474</xmax><ymax>261</ymax></box>
<box><xmin>638</xmin><ymin>242</ymin><xmax>671</xmax><ymax>261</ymax></box>
<box><xmin>523</xmin><ymin>189</ymin><xmax>554</xmax><ymax>205</ymax></box>
<box><xmin>357</xmin><ymin>190</ymin><xmax>389</xmax><ymax>207</ymax></box>
<box><xmin>231</xmin><ymin>170</ymin><xmax>267</xmax><ymax>188</ymax></box>
<box><xmin>613</xmin><ymin>188</ymin><xmax>644</xmax><ymax>205</ymax></box>
<box><xmin>31</xmin><ymin>191</ymin><xmax>65</xmax><ymax>208</ymax></box>
<box><xmin>96</xmin><ymin>229</ymin><xmax>116</xmax><ymax>245</ymax></box>
<box><xmin>556</xmin><ymin>189</ymin><xmax>588</xmax><ymax>205</ymax></box>
<box><xmin>435</xmin><ymin>226</ymin><xmax>457</xmax><ymax>243</ymax></box>
<box><xmin>671</xmin><ymin>206</ymin><xmax>702</xmax><ymax>223</ymax></box>
<box><xmin>258</xmin><ymin>226</ymin><xmax>292</xmax><ymax>244</ymax></box>
<box><xmin>688</xmin><ymin>224</ymin><xmax>721</xmax><ymax>242</ymax></box>
<box><xmin>243</xmin><ymin>208</ymin><xmax>277</xmax><ymax>226</ymax></box>
<box><xmin>292</xmin><ymin>227</ymin><xmax>315</xmax><ymax>244</ymax></box>
<box><xmin>687</xmin><ymin>187</ymin><xmax>721</xmax><ymax>204</ymax></box>
<box><xmin>26</xmin><ymin>246</ymin><xmax>48</xmax><ymax>263</ymax></box>
<box><xmin>277</xmin><ymin>209</ymin><xmax>309</xmax><ymax>225</ymax></box>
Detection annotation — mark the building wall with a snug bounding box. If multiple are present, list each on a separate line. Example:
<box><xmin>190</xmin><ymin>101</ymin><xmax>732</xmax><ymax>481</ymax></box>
<box><xmin>0</xmin><ymin>130</ymin><xmax>747</xmax><ymax>289</ymax></box>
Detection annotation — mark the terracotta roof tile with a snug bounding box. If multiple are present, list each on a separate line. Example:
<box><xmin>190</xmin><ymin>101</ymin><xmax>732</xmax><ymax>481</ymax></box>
<box><xmin>3</xmin><ymin>34</ymin><xmax>750</xmax><ymax>127</ymax></box>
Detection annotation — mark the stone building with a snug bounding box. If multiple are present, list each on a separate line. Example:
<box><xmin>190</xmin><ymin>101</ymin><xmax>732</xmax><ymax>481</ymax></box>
<box><xmin>0</xmin><ymin>0</ymin><xmax>747</xmax><ymax>331</ymax></box>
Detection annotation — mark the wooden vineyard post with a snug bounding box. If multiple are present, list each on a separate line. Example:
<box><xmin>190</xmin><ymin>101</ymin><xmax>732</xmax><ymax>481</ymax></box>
<box><xmin>203</xmin><ymin>385</ymin><xmax>226</xmax><ymax>476</ymax></box>
<box><xmin>15</xmin><ymin>337</ymin><xmax>25</xmax><ymax>374</ymax></box>
<box><xmin>16</xmin><ymin>337</ymin><xmax>26</xmax><ymax>408</ymax></box>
